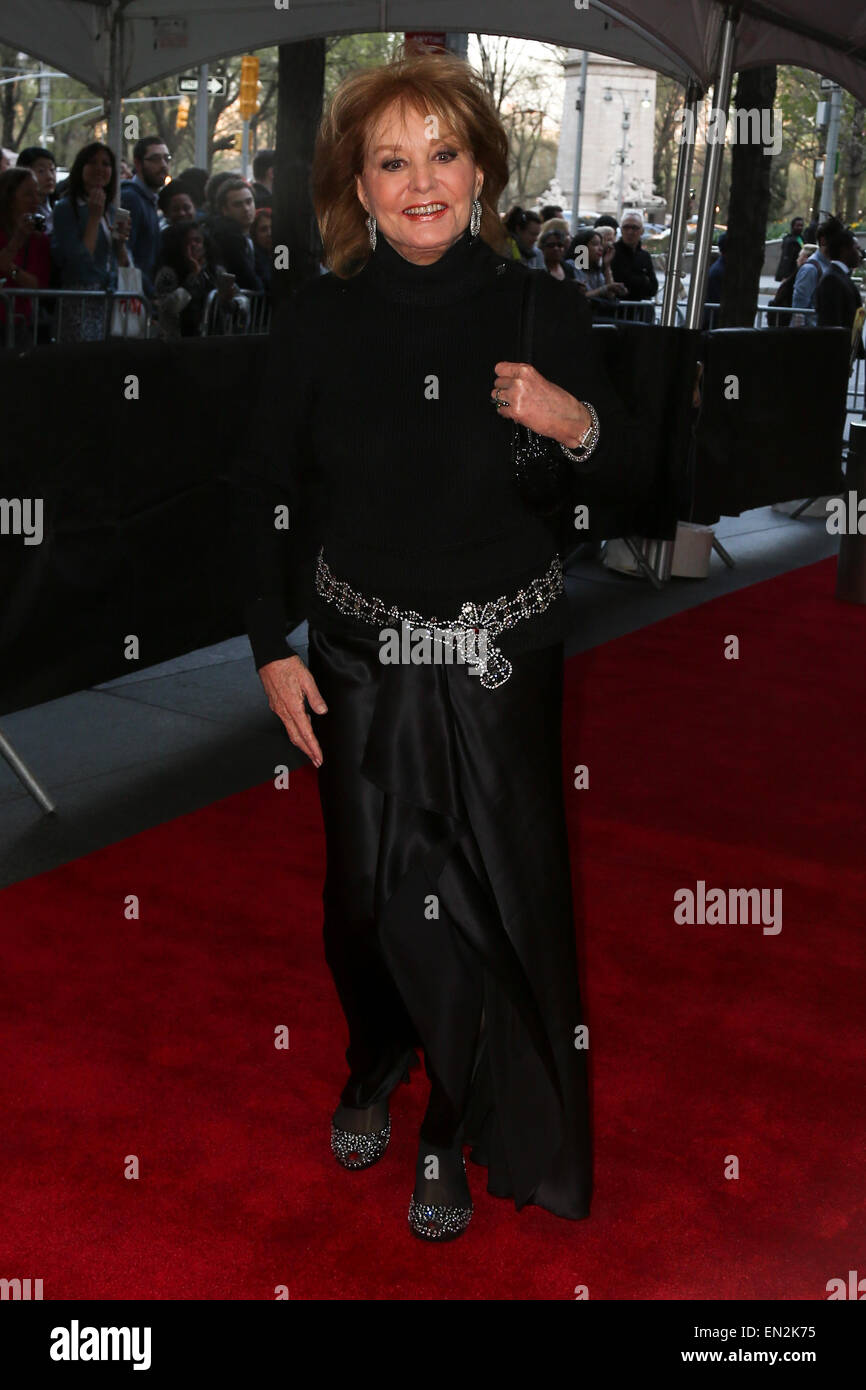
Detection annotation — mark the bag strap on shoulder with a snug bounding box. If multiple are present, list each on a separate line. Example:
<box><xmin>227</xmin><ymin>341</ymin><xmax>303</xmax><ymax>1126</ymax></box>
<box><xmin>518</xmin><ymin>269</ymin><xmax>538</xmax><ymax>366</ymax></box>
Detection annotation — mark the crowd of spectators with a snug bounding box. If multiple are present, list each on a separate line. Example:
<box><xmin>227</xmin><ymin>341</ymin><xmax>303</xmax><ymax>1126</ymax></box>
<box><xmin>0</xmin><ymin>137</ymin><xmax>276</xmax><ymax>343</ymax></box>
<box><xmin>503</xmin><ymin>197</ymin><xmax>863</xmax><ymax>352</ymax></box>
<box><xmin>503</xmin><ymin>204</ymin><xmax>659</xmax><ymax>323</ymax></box>
<box><xmin>1</xmin><ymin>135</ymin><xmax>862</xmax><ymax>355</ymax></box>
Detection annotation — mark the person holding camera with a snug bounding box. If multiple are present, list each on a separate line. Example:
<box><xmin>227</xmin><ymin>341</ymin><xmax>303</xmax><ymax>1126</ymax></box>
<box><xmin>0</xmin><ymin>167</ymin><xmax>51</xmax><ymax>341</ymax></box>
<box><xmin>15</xmin><ymin>146</ymin><xmax>57</xmax><ymax>235</ymax></box>
<box><xmin>50</xmin><ymin>141</ymin><xmax>131</xmax><ymax>341</ymax></box>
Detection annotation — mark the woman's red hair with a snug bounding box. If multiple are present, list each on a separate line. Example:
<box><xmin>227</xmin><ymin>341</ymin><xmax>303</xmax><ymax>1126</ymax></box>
<box><xmin>312</xmin><ymin>49</ymin><xmax>510</xmax><ymax>277</ymax></box>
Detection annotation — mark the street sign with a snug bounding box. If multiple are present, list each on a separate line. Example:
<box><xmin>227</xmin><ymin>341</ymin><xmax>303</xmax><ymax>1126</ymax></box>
<box><xmin>177</xmin><ymin>74</ymin><xmax>226</xmax><ymax>95</ymax></box>
<box><xmin>820</xmin><ymin>76</ymin><xmax>840</xmax><ymax>90</ymax></box>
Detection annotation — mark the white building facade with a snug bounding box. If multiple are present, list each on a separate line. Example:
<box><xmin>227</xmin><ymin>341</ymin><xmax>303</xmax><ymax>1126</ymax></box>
<box><xmin>555</xmin><ymin>51</ymin><xmax>661</xmax><ymax>221</ymax></box>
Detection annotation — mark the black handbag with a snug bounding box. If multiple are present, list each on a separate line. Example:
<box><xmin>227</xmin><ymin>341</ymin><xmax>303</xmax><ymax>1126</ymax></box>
<box><xmin>511</xmin><ymin>270</ymin><xmax>574</xmax><ymax>517</ymax></box>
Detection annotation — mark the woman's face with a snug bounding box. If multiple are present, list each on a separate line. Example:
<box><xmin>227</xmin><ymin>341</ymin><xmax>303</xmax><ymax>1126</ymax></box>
<box><xmin>356</xmin><ymin>100</ymin><xmax>482</xmax><ymax>265</ymax></box>
<box><xmin>587</xmin><ymin>233</ymin><xmax>602</xmax><ymax>264</ymax></box>
<box><xmin>83</xmin><ymin>149</ymin><xmax>113</xmax><ymax>191</ymax></box>
<box><xmin>516</xmin><ymin>219</ymin><xmax>540</xmax><ymax>253</ymax></box>
<box><xmin>185</xmin><ymin>227</ymin><xmax>204</xmax><ymax>260</ymax></box>
<box><xmin>168</xmin><ymin>191</ymin><xmax>196</xmax><ymax>223</ymax></box>
<box><xmin>254</xmin><ymin>213</ymin><xmax>272</xmax><ymax>249</ymax></box>
<box><xmin>542</xmin><ymin>235</ymin><xmax>565</xmax><ymax>264</ymax></box>
<box><xmin>15</xmin><ymin>172</ymin><xmax>40</xmax><ymax>221</ymax></box>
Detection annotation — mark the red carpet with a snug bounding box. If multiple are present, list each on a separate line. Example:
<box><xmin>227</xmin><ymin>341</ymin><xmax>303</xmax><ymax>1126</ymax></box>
<box><xmin>2</xmin><ymin>557</ymin><xmax>865</xmax><ymax>1299</ymax></box>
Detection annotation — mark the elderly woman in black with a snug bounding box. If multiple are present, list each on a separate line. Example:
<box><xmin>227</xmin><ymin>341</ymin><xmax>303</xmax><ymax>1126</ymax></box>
<box><xmin>230</xmin><ymin>51</ymin><xmax>626</xmax><ymax>1243</ymax></box>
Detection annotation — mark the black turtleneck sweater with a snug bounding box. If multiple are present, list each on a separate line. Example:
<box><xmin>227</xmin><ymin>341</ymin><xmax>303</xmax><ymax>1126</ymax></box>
<box><xmin>228</xmin><ymin>228</ymin><xmax>626</xmax><ymax>670</ymax></box>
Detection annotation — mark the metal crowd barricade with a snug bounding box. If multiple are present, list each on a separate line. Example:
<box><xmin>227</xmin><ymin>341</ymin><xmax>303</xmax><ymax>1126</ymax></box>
<box><xmin>0</xmin><ymin>286</ymin><xmax>155</xmax><ymax>349</ymax></box>
<box><xmin>847</xmin><ymin>352</ymin><xmax>866</xmax><ymax>417</ymax></box>
<box><xmin>199</xmin><ymin>287</ymin><xmax>272</xmax><ymax>337</ymax></box>
<box><xmin>753</xmin><ymin>304</ymin><xmax>817</xmax><ymax>329</ymax></box>
<box><xmin>609</xmin><ymin>298</ymin><xmax>658</xmax><ymax>325</ymax></box>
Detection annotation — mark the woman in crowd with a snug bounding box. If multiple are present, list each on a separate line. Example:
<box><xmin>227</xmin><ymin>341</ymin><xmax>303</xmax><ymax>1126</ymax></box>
<box><xmin>50</xmin><ymin>141</ymin><xmax>131</xmax><ymax>341</ymax></box>
<box><xmin>157</xmin><ymin>182</ymin><xmax>198</xmax><ymax>228</ymax></box>
<box><xmin>229</xmin><ymin>50</ymin><xmax>627</xmax><ymax>1243</ymax></box>
<box><xmin>503</xmin><ymin>204</ymin><xmax>543</xmax><ymax>267</ymax></box>
<box><xmin>0</xmin><ymin>167</ymin><xmax>51</xmax><ymax>344</ymax></box>
<box><xmin>538</xmin><ymin>220</ymin><xmax>577</xmax><ymax>281</ymax></box>
<box><xmin>153</xmin><ymin>218</ymin><xmax>247</xmax><ymax>338</ymax></box>
<box><xmin>570</xmin><ymin>227</ymin><xmax>625</xmax><ymax>314</ymax></box>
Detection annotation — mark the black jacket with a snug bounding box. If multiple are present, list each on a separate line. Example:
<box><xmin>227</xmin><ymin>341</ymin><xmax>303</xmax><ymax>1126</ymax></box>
<box><xmin>815</xmin><ymin>263</ymin><xmax>864</xmax><ymax>353</ymax></box>
<box><xmin>610</xmin><ymin>239</ymin><xmax>658</xmax><ymax>301</ymax></box>
<box><xmin>775</xmin><ymin>232</ymin><xmax>803</xmax><ymax>282</ymax></box>
<box><xmin>207</xmin><ymin>215</ymin><xmax>264</xmax><ymax>293</ymax></box>
<box><xmin>226</xmin><ymin>229</ymin><xmax>634</xmax><ymax>670</ymax></box>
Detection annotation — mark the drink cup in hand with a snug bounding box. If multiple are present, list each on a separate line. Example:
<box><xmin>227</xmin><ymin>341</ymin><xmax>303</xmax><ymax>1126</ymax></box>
<box><xmin>113</xmin><ymin>207</ymin><xmax>131</xmax><ymax>239</ymax></box>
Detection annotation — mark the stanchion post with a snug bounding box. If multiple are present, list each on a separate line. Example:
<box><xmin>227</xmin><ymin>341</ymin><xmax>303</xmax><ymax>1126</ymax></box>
<box><xmin>836</xmin><ymin>420</ymin><xmax>866</xmax><ymax>603</ymax></box>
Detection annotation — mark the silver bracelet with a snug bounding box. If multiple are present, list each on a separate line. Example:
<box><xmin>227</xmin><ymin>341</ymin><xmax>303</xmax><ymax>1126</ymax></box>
<box><xmin>558</xmin><ymin>400</ymin><xmax>599</xmax><ymax>463</ymax></box>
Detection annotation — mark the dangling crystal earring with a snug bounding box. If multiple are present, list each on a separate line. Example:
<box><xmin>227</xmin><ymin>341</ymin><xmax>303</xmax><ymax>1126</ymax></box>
<box><xmin>470</xmin><ymin>198</ymin><xmax>482</xmax><ymax>239</ymax></box>
<box><xmin>366</xmin><ymin>214</ymin><xmax>377</xmax><ymax>250</ymax></box>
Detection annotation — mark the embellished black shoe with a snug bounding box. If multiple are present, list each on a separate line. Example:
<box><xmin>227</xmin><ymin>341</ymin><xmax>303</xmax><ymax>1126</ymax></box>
<box><xmin>330</xmin><ymin>1049</ymin><xmax>417</xmax><ymax>1171</ymax></box>
<box><xmin>408</xmin><ymin>1139</ymin><xmax>473</xmax><ymax>1242</ymax></box>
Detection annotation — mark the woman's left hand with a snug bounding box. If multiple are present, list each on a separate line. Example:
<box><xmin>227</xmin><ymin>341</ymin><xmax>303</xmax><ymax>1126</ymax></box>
<box><xmin>492</xmin><ymin>361</ymin><xmax>591</xmax><ymax>450</ymax></box>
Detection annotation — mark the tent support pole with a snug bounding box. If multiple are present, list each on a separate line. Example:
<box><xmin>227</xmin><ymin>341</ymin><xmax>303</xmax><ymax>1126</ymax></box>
<box><xmin>106</xmin><ymin>2</ymin><xmax>124</xmax><ymax>190</ymax></box>
<box><xmin>660</xmin><ymin>80</ymin><xmax>701</xmax><ymax>327</ymax></box>
<box><xmin>685</xmin><ymin>5</ymin><xmax>738</xmax><ymax>329</ymax></box>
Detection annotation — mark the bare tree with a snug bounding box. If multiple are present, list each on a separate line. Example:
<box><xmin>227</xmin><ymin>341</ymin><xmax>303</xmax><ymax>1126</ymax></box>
<box><xmin>1</xmin><ymin>47</ymin><xmax>39</xmax><ymax>149</ymax></box>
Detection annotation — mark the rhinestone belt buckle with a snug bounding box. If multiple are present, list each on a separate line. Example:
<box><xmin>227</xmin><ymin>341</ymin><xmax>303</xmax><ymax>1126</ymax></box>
<box><xmin>314</xmin><ymin>548</ymin><xmax>562</xmax><ymax>689</ymax></box>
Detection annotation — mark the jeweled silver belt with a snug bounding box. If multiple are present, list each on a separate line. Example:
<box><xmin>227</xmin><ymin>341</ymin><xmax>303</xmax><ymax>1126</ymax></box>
<box><xmin>313</xmin><ymin>547</ymin><xmax>564</xmax><ymax>689</ymax></box>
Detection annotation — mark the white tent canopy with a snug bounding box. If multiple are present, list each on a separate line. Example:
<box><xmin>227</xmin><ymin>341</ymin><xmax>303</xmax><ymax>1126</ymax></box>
<box><xmin>3</xmin><ymin>1</ymin><xmax>700</xmax><ymax>96</ymax></box>
<box><xmin>1</xmin><ymin>0</ymin><xmax>865</xmax><ymax>102</ymax></box>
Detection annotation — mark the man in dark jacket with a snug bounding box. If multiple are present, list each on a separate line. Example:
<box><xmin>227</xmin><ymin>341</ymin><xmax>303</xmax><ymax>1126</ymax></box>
<box><xmin>610</xmin><ymin>211</ymin><xmax>658</xmax><ymax>302</ymax></box>
<box><xmin>121</xmin><ymin>135</ymin><xmax>170</xmax><ymax>295</ymax></box>
<box><xmin>207</xmin><ymin>176</ymin><xmax>265</xmax><ymax>293</ymax></box>
<box><xmin>250</xmin><ymin>150</ymin><xmax>275</xmax><ymax>209</ymax></box>
<box><xmin>775</xmin><ymin>216</ymin><xmax>804</xmax><ymax>281</ymax></box>
<box><xmin>815</xmin><ymin>227</ymin><xmax>864</xmax><ymax>355</ymax></box>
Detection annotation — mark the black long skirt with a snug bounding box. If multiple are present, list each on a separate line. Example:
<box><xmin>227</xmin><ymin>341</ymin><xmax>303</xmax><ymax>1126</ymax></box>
<box><xmin>307</xmin><ymin>623</ymin><xmax>592</xmax><ymax>1220</ymax></box>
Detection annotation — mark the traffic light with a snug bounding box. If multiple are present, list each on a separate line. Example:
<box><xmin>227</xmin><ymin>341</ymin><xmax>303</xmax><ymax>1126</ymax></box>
<box><xmin>176</xmin><ymin>96</ymin><xmax>190</xmax><ymax>131</ymax></box>
<box><xmin>239</xmin><ymin>56</ymin><xmax>260</xmax><ymax>120</ymax></box>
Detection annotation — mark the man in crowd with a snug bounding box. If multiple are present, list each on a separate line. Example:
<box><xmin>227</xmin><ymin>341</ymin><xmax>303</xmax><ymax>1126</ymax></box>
<box><xmin>16</xmin><ymin>146</ymin><xmax>57</xmax><ymax>234</ymax></box>
<box><xmin>791</xmin><ymin>215</ymin><xmax>844</xmax><ymax>325</ymax></box>
<box><xmin>610</xmin><ymin>211</ymin><xmax>658</xmax><ymax>299</ymax></box>
<box><xmin>250</xmin><ymin>150</ymin><xmax>276</xmax><ymax>209</ymax></box>
<box><xmin>610</xmin><ymin>210</ymin><xmax>658</xmax><ymax>320</ymax></box>
<box><xmin>814</xmin><ymin>226</ymin><xmax>864</xmax><ymax>352</ymax></box>
<box><xmin>121</xmin><ymin>135</ymin><xmax>171</xmax><ymax>295</ymax></box>
<box><xmin>702</xmin><ymin>232</ymin><xmax>727</xmax><ymax>328</ymax></box>
<box><xmin>207</xmin><ymin>176</ymin><xmax>265</xmax><ymax>292</ymax></box>
<box><xmin>775</xmin><ymin>216</ymin><xmax>804</xmax><ymax>281</ymax></box>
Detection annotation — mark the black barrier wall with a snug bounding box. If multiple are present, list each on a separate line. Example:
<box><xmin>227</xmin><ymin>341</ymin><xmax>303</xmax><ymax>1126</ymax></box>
<box><xmin>690</xmin><ymin>326</ymin><xmax>849</xmax><ymax>525</ymax></box>
<box><xmin>0</xmin><ymin>326</ymin><xmax>849</xmax><ymax>716</ymax></box>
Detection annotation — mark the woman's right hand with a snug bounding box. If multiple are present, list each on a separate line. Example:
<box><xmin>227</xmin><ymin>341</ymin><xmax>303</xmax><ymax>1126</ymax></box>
<box><xmin>87</xmin><ymin>187</ymin><xmax>106</xmax><ymax>218</ymax></box>
<box><xmin>257</xmin><ymin>654</ymin><xmax>328</xmax><ymax>767</ymax></box>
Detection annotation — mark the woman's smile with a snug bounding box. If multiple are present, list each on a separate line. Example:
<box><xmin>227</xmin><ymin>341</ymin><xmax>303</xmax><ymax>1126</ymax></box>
<box><xmin>402</xmin><ymin>202</ymin><xmax>449</xmax><ymax>220</ymax></box>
